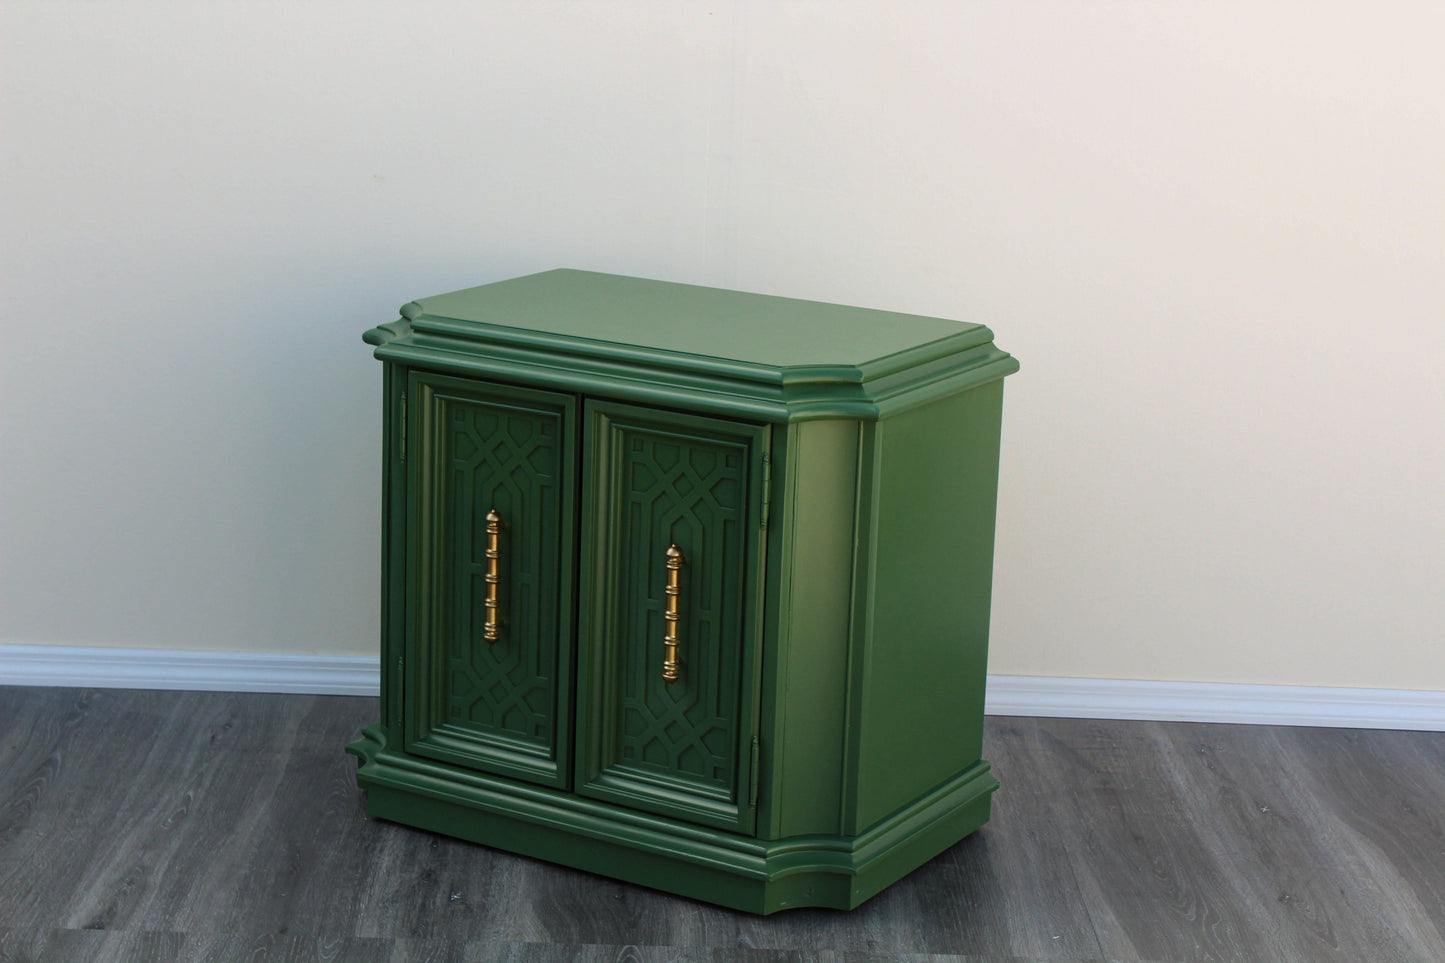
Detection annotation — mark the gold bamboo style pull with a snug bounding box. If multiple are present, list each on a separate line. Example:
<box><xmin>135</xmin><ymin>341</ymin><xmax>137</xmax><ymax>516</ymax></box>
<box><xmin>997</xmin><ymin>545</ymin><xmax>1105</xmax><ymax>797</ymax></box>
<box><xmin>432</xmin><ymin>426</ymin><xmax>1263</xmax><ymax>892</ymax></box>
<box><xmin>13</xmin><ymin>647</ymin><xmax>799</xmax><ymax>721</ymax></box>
<box><xmin>484</xmin><ymin>509</ymin><xmax>502</xmax><ymax>642</ymax></box>
<box><xmin>662</xmin><ymin>544</ymin><xmax>684</xmax><ymax>682</ymax></box>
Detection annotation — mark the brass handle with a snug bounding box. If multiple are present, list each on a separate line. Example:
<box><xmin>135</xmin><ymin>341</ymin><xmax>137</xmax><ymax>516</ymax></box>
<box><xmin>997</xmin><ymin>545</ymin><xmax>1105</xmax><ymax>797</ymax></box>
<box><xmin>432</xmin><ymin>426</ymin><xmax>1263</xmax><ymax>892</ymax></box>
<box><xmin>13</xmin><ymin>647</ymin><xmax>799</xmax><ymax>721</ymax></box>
<box><xmin>662</xmin><ymin>544</ymin><xmax>684</xmax><ymax>682</ymax></box>
<box><xmin>484</xmin><ymin>509</ymin><xmax>501</xmax><ymax>642</ymax></box>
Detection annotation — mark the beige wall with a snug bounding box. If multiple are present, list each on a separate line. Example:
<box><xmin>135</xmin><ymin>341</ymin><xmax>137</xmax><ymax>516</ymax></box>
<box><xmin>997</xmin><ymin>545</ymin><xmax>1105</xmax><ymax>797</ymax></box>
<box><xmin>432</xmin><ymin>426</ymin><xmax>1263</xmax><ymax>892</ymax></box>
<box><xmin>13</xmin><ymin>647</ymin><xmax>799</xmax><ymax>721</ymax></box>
<box><xmin>3</xmin><ymin>2</ymin><xmax>1441</xmax><ymax>689</ymax></box>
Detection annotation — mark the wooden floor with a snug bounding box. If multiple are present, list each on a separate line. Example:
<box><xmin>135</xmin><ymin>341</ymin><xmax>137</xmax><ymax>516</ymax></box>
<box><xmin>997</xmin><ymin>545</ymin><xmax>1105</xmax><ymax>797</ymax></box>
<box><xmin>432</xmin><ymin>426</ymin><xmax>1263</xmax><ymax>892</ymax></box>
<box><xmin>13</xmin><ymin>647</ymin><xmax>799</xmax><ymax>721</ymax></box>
<box><xmin>0</xmin><ymin>687</ymin><xmax>1441</xmax><ymax>963</ymax></box>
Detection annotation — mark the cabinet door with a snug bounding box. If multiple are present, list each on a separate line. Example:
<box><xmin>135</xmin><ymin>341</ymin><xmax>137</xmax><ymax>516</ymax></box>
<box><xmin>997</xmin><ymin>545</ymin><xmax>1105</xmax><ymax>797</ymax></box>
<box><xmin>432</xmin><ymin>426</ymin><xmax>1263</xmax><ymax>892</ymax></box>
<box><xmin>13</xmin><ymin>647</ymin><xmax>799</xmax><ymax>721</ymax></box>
<box><xmin>404</xmin><ymin>372</ymin><xmax>576</xmax><ymax>789</ymax></box>
<box><xmin>576</xmin><ymin>401</ymin><xmax>769</xmax><ymax>833</ymax></box>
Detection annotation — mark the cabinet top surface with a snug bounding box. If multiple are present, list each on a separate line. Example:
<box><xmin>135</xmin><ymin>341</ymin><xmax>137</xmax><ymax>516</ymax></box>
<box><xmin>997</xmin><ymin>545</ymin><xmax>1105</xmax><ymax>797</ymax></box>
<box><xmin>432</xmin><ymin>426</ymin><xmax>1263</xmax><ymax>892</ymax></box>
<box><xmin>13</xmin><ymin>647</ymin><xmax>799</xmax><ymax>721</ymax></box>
<box><xmin>405</xmin><ymin>269</ymin><xmax>985</xmax><ymax>369</ymax></box>
<box><xmin>372</xmin><ymin>269</ymin><xmax>1017</xmax><ymax>422</ymax></box>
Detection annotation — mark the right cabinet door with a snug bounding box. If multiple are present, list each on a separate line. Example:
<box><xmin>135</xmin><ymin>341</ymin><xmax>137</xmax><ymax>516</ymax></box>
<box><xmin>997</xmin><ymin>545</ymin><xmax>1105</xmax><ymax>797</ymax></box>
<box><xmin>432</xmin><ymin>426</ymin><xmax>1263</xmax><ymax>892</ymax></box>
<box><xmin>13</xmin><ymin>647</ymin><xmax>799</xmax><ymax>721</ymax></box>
<box><xmin>576</xmin><ymin>400</ymin><xmax>770</xmax><ymax>833</ymax></box>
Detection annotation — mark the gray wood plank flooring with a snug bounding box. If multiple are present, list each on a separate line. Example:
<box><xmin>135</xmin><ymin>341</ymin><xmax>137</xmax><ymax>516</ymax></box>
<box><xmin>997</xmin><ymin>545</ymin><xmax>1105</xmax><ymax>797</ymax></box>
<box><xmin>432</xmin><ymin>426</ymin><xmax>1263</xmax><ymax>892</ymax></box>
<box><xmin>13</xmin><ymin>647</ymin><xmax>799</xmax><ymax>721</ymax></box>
<box><xmin>0</xmin><ymin>686</ymin><xmax>1441</xmax><ymax>962</ymax></box>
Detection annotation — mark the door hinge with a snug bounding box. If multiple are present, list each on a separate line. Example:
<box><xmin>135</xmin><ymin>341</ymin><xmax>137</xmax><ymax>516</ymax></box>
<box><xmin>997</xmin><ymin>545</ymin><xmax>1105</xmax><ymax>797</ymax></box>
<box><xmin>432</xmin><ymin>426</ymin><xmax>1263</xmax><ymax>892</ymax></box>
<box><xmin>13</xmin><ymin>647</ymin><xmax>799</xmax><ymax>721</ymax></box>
<box><xmin>759</xmin><ymin>453</ymin><xmax>772</xmax><ymax>530</ymax></box>
<box><xmin>749</xmin><ymin>736</ymin><xmax>760</xmax><ymax>810</ymax></box>
<box><xmin>399</xmin><ymin>392</ymin><xmax>407</xmax><ymax>462</ymax></box>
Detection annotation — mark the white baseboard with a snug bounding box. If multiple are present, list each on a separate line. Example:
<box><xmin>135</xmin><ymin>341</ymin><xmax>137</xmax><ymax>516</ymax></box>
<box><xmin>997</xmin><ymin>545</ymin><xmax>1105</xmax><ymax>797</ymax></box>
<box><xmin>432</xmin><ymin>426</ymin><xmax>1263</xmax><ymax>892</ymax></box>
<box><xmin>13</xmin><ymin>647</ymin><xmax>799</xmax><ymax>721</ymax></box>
<box><xmin>2</xmin><ymin>644</ymin><xmax>1442</xmax><ymax>730</ymax></box>
<box><xmin>0</xmin><ymin>643</ymin><xmax>380</xmax><ymax>696</ymax></box>
<box><xmin>985</xmin><ymin>674</ymin><xmax>1445</xmax><ymax>731</ymax></box>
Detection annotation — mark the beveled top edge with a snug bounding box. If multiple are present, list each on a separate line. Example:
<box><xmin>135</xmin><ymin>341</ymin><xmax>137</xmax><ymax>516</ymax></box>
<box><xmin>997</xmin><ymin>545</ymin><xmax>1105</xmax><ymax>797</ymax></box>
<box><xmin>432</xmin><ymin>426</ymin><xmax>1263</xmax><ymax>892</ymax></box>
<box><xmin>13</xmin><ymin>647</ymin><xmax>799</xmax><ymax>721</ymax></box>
<box><xmin>400</xmin><ymin>312</ymin><xmax>998</xmax><ymax>389</ymax></box>
<box><xmin>364</xmin><ymin>318</ymin><xmax>1018</xmax><ymax>424</ymax></box>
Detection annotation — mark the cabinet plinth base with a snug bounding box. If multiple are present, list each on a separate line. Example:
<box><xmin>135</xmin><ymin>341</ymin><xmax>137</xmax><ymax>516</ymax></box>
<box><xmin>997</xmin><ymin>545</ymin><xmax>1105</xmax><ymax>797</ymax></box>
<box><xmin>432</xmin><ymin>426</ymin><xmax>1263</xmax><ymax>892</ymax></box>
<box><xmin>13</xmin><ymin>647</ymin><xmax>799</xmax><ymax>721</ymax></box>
<box><xmin>347</xmin><ymin>724</ymin><xmax>997</xmax><ymax>914</ymax></box>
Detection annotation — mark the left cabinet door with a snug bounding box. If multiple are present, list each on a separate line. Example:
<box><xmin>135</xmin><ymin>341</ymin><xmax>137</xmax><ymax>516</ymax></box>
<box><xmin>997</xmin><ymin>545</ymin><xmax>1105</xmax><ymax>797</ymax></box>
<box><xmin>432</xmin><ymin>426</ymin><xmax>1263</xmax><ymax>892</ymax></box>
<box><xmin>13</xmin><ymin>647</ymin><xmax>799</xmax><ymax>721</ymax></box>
<box><xmin>403</xmin><ymin>372</ymin><xmax>577</xmax><ymax>789</ymax></box>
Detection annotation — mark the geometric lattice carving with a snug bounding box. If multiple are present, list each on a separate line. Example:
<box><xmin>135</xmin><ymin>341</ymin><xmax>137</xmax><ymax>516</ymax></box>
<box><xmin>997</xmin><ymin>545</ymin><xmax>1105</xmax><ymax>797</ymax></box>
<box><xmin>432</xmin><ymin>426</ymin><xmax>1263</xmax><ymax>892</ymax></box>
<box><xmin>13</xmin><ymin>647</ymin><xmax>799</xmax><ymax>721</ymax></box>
<box><xmin>613</xmin><ymin>428</ymin><xmax>749</xmax><ymax>794</ymax></box>
<box><xmin>439</xmin><ymin>394</ymin><xmax>561</xmax><ymax>752</ymax></box>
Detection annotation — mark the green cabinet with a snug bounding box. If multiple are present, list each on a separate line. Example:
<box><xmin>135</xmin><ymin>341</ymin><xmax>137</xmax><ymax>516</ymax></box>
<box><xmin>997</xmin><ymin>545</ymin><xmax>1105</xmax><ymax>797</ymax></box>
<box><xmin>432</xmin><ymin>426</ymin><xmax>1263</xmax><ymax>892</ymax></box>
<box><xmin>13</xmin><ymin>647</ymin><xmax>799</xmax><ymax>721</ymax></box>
<box><xmin>349</xmin><ymin>270</ymin><xmax>1019</xmax><ymax>913</ymax></box>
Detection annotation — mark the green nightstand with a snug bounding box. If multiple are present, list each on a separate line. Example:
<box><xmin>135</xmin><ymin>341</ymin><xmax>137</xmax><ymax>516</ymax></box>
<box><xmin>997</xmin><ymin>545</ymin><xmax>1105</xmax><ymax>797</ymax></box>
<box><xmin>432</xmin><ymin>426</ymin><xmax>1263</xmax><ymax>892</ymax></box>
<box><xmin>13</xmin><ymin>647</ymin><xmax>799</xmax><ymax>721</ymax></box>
<box><xmin>347</xmin><ymin>269</ymin><xmax>1018</xmax><ymax>913</ymax></box>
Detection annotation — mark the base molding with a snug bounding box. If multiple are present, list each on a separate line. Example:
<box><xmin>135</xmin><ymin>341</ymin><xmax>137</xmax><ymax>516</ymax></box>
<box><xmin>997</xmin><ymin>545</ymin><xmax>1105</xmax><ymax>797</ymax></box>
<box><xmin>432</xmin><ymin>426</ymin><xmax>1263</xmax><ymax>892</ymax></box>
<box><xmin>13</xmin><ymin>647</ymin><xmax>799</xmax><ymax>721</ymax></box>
<box><xmin>2</xmin><ymin>644</ymin><xmax>1441</xmax><ymax>731</ymax></box>
<box><xmin>346</xmin><ymin>723</ymin><xmax>997</xmax><ymax>914</ymax></box>
<box><xmin>0</xmin><ymin>643</ymin><xmax>378</xmax><ymax>696</ymax></box>
<box><xmin>985</xmin><ymin>674</ymin><xmax>1445</xmax><ymax>731</ymax></box>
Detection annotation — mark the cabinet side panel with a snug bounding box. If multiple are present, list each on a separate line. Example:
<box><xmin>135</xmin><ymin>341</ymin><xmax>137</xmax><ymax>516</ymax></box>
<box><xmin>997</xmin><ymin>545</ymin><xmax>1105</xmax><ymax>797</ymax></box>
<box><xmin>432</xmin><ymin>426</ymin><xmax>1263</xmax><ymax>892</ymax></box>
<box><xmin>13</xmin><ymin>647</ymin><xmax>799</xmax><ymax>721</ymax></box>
<box><xmin>852</xmin><ymin>381</ymin><xmax>1005</xmax><ymax>832</ymax></box>
<box><xmin>773</xmin><ymin>419</ymin><xmax>859</xmax><ymax>838</ymax></box>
